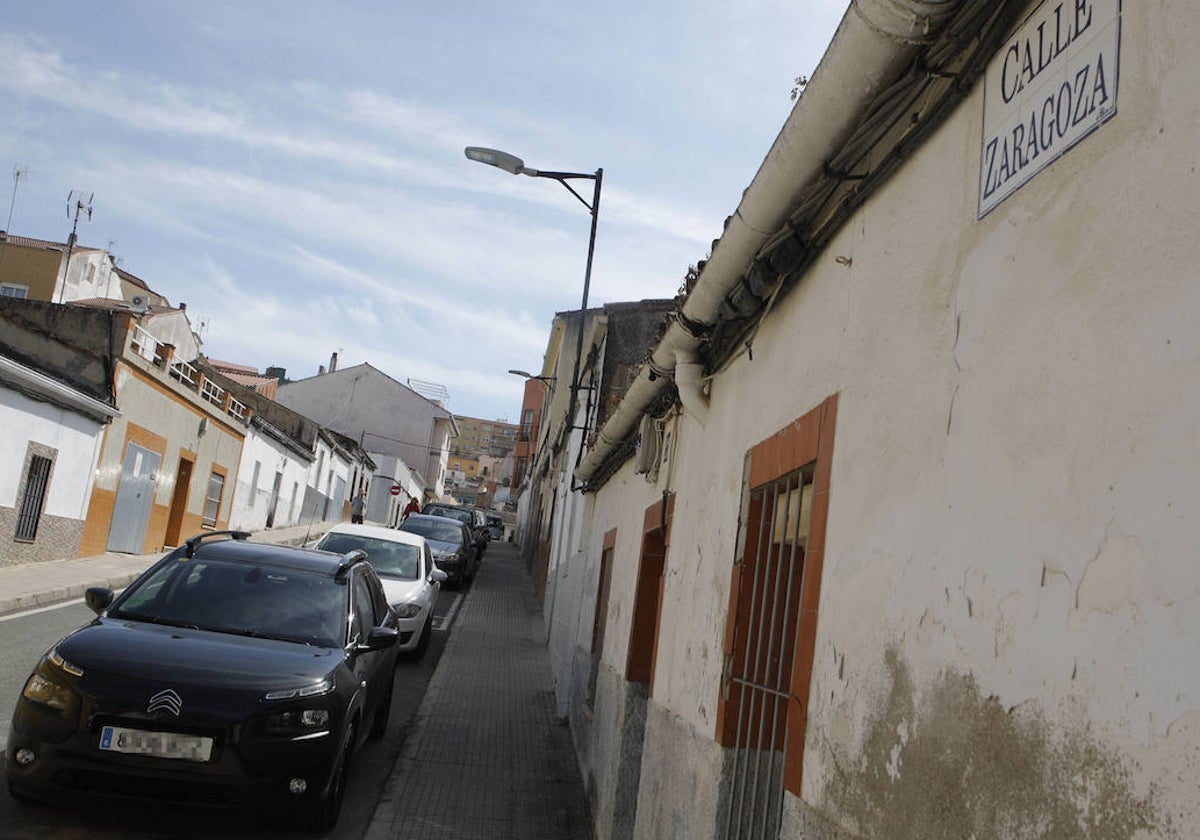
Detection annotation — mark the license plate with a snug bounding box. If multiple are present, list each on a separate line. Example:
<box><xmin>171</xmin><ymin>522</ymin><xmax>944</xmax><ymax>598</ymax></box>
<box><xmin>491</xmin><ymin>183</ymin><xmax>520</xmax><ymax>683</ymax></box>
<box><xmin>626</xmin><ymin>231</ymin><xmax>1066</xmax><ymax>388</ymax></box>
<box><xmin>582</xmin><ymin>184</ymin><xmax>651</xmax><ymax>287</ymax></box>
<box><xmin>98</xmin><ymin>726</ymin><xmax>213</xmax><ymax>762</ymax></box>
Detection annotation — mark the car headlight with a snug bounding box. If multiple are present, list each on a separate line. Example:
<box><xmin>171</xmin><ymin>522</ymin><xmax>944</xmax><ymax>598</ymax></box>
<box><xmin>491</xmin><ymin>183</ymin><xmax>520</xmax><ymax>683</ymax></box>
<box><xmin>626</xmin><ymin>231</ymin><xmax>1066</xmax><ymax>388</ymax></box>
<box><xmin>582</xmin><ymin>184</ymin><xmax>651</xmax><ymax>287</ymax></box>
<box><xmin>264</xmin><ymin>677</ymin><xmax>334</xmax><ymax>701</ymax></box>
<box><xmin>22</xmin><ymin>673</ymin><xmax>75</xmax><ymax>711</ymax></box>
<box><xmin>265</xmin><ymin>708</ymin><xmax>331</xmax><ymax>736</ymax></box>
<box><xmin>393</xmin><ymin>602</ymin><xmax>422</xmax><ymax>619</ymax></box>
<box><xmin>48</xmin><ymin>646</ymin><xmax>84</xmax><ymax>677</ymax></box>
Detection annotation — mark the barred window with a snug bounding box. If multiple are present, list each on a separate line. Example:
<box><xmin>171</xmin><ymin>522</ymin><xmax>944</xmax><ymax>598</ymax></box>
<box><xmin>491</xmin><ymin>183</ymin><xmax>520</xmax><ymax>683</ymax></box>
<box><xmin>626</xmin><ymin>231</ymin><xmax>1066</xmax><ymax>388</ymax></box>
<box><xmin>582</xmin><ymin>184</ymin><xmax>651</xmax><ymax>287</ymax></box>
<box><xmin>15</xmin><ymin>454</ymin><xmax>53</xmax><ymax>542</ymax></box>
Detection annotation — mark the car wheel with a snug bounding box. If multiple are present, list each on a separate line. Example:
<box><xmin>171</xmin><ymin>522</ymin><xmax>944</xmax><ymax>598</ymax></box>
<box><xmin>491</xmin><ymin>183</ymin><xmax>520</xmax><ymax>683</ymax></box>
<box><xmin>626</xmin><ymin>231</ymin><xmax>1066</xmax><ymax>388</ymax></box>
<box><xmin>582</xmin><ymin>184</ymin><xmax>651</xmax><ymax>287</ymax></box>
<box><xmin>369</xmin><ymin>677</ymin><xmax>394</xmax><ymax>739</ymax></box>
<box><xmin>414</xmin><ymin>614</ymin><xmax>432</xmax><ymax>659</ymax></box>
<box><xmin>301</xmin><ymin>723</ymin><xmax>354</xmax><ymax>833</ymax></box>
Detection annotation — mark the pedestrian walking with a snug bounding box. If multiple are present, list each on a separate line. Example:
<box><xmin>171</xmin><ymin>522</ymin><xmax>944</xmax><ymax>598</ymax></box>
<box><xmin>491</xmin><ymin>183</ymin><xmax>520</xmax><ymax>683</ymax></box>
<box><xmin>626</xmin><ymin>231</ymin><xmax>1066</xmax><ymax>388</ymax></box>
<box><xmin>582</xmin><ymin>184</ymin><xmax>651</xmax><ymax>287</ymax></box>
<box><xmin>403</xmin><ymin>496</ymin><xmax>420</xmax><ymax>520</ymax></box>
<box><xmin>351</xmin><ymin>491</ymin><xmax>366</xmax><ymax>524</ymax></box>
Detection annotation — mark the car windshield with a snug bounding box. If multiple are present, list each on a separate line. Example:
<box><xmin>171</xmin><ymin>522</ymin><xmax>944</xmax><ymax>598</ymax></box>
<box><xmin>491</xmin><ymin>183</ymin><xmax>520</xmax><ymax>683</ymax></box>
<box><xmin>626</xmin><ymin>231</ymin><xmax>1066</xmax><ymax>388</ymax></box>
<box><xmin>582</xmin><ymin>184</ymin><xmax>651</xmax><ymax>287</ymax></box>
<box><xmin>402</xmin><ymin>518</ymin><xmax>464</xmax><ymax>545</ymax></box>
<box><xmin>316</xmin><ymin>533</ymin><xmax>421</xmax><ymax>580</ymax></box>
<box><xmin>110</xmin><ymin>557</ymin><xmax>346</xmax><ymax>647</ymax></box>
<box><xmin>427</xmin><ymin>507</ymin><xmax>472</xmax><ymax>526</ymax></box>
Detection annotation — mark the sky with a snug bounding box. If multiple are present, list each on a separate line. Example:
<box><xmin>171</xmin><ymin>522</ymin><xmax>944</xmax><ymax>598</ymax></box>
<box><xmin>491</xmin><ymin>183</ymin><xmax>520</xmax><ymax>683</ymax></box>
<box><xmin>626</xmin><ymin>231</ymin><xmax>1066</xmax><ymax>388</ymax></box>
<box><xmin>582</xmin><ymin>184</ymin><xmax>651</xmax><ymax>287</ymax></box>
<box><xmin>0</xmin><ymin>0</ymin><xmax>846</xmax><ymax>423</ymax></box>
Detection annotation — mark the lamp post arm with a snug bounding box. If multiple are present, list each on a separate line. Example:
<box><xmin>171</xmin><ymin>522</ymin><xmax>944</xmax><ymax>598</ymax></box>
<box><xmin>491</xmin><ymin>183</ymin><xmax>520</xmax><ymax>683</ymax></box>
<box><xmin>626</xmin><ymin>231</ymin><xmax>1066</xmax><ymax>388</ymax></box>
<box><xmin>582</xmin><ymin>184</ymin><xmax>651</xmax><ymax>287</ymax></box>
<box><xmin>564</xmin><ymin>168</ymin><xmax>602</xmax><ymax>465</ymax></box>
<box><xmin>532</xmin><ymin>170</ymin><xmax>601</xmax><ymax>214</ymax></box>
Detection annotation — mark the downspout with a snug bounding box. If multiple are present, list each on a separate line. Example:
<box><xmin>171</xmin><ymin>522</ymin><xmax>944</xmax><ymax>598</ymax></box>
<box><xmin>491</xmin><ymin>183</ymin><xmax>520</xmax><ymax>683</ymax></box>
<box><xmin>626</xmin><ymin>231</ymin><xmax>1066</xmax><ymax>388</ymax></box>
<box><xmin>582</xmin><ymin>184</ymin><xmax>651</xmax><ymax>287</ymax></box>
<box><xmin>673</xmin><ymin>347</ymin><xmax>708</xmax><ymax>427</ymax></box>
<box><xmin>576</xmin><ymin>0</ymin><xmax>965</xmax><ymax>485</ymax></box>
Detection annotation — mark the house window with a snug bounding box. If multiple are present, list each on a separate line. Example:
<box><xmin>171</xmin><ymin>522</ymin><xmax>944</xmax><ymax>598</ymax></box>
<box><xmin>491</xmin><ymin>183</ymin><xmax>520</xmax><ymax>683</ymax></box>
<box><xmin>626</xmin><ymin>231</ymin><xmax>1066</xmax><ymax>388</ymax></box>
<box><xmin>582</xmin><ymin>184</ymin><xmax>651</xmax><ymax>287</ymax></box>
<box><xmin>203</xmin><ymin>470</ymin><xmax>226</xmax><ymax>528</ymax></box>
<box><xmin>626</xmin><ymin>495</ymin><xmax>674</xmax><ymax>693</ymax></box>
<box><xmin>1</xmin><ymin>283</ymin><xmax>29</xmax><ymax>299</ymax></box>
<box><xmin>717</xmin><ymin>394</ymin><xmax>837</xmax><ymax>837</ymax></box>
<box><xmin>15</xmin><ymin>453</ymin><xmax>53</xmax><ymax>542</ymax></box>
<box><xmin>587</xmin><ymin>529</ymin><xmax>618</xmax><ymax>709</ymax></box>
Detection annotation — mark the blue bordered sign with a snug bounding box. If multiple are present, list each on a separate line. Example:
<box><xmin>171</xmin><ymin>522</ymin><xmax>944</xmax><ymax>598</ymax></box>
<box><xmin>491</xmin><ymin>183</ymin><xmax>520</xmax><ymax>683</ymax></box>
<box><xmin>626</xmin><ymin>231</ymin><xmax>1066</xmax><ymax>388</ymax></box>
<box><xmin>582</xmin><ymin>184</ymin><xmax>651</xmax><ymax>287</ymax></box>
<box><xmin>979</xmin><ymin>0</ymin><xmax>1121</xmax><ymax>217</ymax></box>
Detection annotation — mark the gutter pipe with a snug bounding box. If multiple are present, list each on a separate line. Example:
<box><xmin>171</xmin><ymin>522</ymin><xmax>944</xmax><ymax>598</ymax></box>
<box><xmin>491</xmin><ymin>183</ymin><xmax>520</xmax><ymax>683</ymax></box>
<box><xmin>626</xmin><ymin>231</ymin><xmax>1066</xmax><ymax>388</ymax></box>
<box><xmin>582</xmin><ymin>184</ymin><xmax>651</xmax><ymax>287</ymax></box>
<box><xmin>0</xmin><ymin>355</ymin><xmax>121</xmax><ymax>424</ymax></box>
<box><xmin>576</xmin><ymin>0</ymin><xmax>965</xmax><ymax>485</ymax></box>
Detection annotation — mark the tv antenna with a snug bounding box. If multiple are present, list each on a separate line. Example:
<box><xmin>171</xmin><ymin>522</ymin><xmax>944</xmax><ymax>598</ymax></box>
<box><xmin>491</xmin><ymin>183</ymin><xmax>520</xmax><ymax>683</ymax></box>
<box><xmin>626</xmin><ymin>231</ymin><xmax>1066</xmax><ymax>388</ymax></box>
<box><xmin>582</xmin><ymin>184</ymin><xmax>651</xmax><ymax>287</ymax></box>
<box><xmin>0</xmin><ymin>164</ymin><xmax>29</xmax><ymax>277</ymax></box>
<box><xmin>408</xmin><ymin>378</ymin><xmax>450</xmax><ymax>405</ymax></box>
<box><xmin>57</xmin><ymin>190</ymin><xmax>94</xmax><ymax>303</ymax></box>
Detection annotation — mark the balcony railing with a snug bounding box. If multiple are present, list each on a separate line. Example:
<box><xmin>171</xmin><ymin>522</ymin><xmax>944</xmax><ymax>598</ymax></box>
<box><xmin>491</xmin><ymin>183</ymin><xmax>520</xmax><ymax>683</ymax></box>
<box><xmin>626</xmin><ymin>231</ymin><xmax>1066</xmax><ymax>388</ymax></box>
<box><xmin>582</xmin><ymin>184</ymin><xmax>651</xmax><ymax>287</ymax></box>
<box><xmin>200</xmin><ymin>378</ymin><xmax>225</xmax><ymax>408</ymax></box>
<box><xmin>169</xmin><ymin>358</ymin><xmax>197</xmax><ymax>388</ymax></box>
<box><xmin>124</xmin><ymin>328</ymin><xmax>249</xmax><ymax>426</ymax></box>
<box><xmin>130</xmin><ymin>324</ymin><xmax>159</xmax><ymax>363</ymax></box>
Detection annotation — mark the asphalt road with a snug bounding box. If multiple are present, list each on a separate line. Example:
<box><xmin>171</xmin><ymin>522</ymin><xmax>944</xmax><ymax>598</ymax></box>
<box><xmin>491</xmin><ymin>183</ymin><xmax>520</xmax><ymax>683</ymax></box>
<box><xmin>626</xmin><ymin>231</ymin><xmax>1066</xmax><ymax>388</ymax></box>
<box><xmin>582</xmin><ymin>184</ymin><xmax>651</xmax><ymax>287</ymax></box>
<box><xmin>0</xmin><ymin>583</ymin><xmax>467</xmax><ymax>838</ymax></box>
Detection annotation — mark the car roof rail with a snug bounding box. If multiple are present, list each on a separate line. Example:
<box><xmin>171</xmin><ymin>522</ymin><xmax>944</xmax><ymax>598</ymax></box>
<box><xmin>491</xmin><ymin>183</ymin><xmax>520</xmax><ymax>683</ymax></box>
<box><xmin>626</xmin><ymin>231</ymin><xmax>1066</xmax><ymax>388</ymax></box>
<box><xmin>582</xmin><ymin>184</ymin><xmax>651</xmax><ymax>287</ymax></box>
<box><xmin>335</xmin><ymin>549</ymin><xmax>368</xmax><ymax>580</ymax></box>
<box><xmin>184</xmin><ymin>530</ymin><xmax>252</xmax><ymax>558</ymax></box>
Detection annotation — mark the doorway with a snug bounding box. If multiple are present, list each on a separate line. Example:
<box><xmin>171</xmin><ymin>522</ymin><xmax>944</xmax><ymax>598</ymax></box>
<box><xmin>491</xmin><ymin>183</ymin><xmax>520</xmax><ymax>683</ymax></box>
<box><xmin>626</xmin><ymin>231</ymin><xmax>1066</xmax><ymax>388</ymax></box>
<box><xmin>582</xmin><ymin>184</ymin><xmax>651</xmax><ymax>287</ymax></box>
<box><xmin>163</xmin><ymin>455</ymin><xmax>194</xmax><ymax>548</ymax></box>
<box><xmin>108</xmin><ymin>443</ymin><xmax>162</xmax><ymax>554</ymax></box>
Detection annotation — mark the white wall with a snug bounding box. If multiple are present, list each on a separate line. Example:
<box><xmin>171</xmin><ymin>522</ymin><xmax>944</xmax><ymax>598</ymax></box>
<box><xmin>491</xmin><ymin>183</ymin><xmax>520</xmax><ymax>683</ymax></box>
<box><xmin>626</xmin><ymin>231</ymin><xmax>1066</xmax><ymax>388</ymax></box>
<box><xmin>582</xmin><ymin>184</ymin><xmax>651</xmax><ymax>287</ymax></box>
<box><xmin>0</xmin><ymin>387</ymin><xmax>104</xmax><ymax>518</ymax></box>
<box><xmin>578</xmin><ymin>1</ymin><xmax>1200</xmax><ymax>836</ymax></box>
<box><xmin>227</xmin><ymin>427</ymin><xmax>312</xmax><ymax>532</ymax></box>
<box><xmin>57</xmin><ymin>250</ymin><xmax>122</xmax><ymax>304</ymax></box>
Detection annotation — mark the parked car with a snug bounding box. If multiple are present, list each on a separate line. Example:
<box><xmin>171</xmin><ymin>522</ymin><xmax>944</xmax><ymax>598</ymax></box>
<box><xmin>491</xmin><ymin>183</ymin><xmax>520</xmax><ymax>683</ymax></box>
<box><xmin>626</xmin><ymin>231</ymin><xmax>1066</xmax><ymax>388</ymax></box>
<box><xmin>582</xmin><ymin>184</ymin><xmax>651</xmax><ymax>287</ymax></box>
<box><xmin>5</xmin><ymin>531</ymin><xmax>400</xmax><ymax>833</ymax></box>
<box><xmin>314</xmin><ymin>524</ymin><xmax>446</xmax><ymax>657</ymax></box>
<box><xmin>485</xmin><ymin>514</ymin><xmax>503</xmax><ymax>541</ymax></box>
<box><xmin>421</xmin><ymin>503</ymin><xmax>489</xmax><ymax>560</ymax></box>
<box><xmin>399</xmin><ymin>513</ymin><xmax>477</xmax><ymax>587</ymax></box>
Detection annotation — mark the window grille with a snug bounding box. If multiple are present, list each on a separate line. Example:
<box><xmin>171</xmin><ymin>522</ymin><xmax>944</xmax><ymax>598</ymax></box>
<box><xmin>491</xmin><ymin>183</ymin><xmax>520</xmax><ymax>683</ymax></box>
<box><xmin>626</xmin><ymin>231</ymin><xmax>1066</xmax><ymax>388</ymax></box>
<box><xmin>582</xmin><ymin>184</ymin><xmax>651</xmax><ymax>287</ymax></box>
<box><xmin>722</xmin><ymin>466</ymin><xmax>813</xmax><ymax>840</ymax></box>
<box><xmin>15</xmin><ymin>455</ymin><xmax>53</xmax><ymax>541</ymax></box>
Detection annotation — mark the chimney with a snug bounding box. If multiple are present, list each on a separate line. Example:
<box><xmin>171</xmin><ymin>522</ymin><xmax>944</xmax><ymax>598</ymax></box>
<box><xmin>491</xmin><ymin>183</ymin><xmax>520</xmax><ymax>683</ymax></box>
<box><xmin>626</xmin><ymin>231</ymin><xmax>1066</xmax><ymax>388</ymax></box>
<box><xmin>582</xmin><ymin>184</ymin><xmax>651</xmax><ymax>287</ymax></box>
<box><xmin>179</xmin><ymin>302</ymin><xmax>186</xmax><ymax>311</ymax></box>
<box><xmin>329</xmin><ymin>351</ymin><xmax>338</xmax><ymax>373</ymax></box>
<box><xmin>266</xmin><ymin>365</ymin><xmax>287</xmax><ymax>382</ymax></box>
<box><xmin>319</xmin><ymin>364</ymin><xmax>326</xmax><ymax>375</ymax></box>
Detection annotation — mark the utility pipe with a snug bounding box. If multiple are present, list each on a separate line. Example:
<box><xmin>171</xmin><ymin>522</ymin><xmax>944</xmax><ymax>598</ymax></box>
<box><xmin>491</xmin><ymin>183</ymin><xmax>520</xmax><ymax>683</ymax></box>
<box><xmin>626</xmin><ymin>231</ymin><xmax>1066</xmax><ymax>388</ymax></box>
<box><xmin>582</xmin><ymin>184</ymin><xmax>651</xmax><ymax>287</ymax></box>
<box><xmin>576</xmin><ymin>0</ymin><xmax>967</xmax><ymax>485</ymax></box>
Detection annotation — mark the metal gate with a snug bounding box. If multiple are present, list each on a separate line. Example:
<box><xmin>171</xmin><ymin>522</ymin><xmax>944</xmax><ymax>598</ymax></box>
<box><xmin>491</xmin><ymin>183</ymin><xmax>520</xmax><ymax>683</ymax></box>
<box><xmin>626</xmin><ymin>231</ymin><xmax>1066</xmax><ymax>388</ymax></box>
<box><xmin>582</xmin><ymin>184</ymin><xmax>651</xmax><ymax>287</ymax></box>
<box><xmin>723</xmin><ymin>466</ymin><xmax>813</xmax><ymax>840</ymax></box>
<box><xmin>107</xmin><ymin>443</ymin><xmax>161</xmax><ymax>553</ymax></box>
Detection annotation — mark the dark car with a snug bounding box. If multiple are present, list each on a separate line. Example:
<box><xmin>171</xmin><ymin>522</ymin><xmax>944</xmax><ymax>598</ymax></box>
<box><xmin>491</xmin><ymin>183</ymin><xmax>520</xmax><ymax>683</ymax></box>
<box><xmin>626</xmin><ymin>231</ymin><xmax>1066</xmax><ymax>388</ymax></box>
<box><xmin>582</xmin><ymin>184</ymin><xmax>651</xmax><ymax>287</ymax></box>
<box><xmin>485</xmin><ymin>515</ymin><xmax>503</xmax><ymax>541</ymax></box>
<box><xmin>5</xmin><ymin>531</ymin><xmax>401</xmax><ymax>832</ymax></box>
<box><xmin>399</xmin><ymin>513</ymin><xmax>477</xmax><ymax>587</ymax></box>
<box><xmin>422</xmin><ymin>503</ymin><xmax>488</xmax><ymax>560</ymax></box>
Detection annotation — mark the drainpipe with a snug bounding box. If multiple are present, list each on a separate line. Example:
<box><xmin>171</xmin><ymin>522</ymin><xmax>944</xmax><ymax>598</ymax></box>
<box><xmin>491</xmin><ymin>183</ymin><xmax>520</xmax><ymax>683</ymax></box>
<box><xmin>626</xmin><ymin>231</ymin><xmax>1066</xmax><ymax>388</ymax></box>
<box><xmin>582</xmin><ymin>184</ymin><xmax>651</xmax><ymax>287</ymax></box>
<box><xmin>576</xmin><ymin>0</ymin><xmax>966</xmax><ymax>485</ymax></box>
<box><xmin>673</xmin><ymin>347</ymin><xmax>708</xmax><ymax>427</ymax></box>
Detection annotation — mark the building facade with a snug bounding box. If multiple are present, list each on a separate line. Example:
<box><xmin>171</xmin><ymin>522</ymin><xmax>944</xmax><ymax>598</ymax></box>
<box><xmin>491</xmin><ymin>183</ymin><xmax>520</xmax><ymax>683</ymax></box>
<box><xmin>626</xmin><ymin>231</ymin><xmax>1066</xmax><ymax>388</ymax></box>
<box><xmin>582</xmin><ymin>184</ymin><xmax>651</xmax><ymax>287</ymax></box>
<box><xmin>532</xmin><ymin>1</ymin><xmax>1200</xmax><ymax>838</ymax></box>
<box><xmin>0</xmin><ymin>330</ymin><xmax>119</xmax><ymax>566</ymax></box>
<box><xmin>276</xmin><ymin>363</ymin><xmax>456</xmax><ymax>502</ymax></box>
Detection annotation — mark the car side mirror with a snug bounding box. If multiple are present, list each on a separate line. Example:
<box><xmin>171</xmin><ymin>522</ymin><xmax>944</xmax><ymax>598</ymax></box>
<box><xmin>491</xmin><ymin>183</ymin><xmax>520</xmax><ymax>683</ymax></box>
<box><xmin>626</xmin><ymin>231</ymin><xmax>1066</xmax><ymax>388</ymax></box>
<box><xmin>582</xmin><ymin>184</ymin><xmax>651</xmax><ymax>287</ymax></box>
<box><xmin>86</xmin><ymin>587</ymin><xmax>114</xmax><ymax>615</ymax></box>
<box><xmin>429</xmin><ymin>569</ymin><xmax>448</xmax><ymax>584</ymax></box>
<box><xmin>362</xmin><ymin>626</ymin><xmax>399</xmax><ymax>651</ymax></box>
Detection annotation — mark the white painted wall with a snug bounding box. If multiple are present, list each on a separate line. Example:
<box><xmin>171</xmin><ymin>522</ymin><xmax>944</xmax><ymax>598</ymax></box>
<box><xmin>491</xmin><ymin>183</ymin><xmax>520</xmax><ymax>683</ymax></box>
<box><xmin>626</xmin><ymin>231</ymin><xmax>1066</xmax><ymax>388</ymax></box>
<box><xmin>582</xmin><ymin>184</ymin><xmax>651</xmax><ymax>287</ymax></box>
<box><xmin>572</xmin><ymin>1</ymin><xmax>1200</xmax><ymax>836</ymax></box>
<box><xmin>0</xmin><ymin>387</ymin><xmax>104</xmax><ymax>519</ymax></box>
<box><xmin>227</xmin><ymin>426</ymin><xmax>312</xmax><ymax>532</ymax></box>
<box><xmin>56</xmin><ymin>250</ymin><xmax>122</xmax><ymax>304</ymax></box>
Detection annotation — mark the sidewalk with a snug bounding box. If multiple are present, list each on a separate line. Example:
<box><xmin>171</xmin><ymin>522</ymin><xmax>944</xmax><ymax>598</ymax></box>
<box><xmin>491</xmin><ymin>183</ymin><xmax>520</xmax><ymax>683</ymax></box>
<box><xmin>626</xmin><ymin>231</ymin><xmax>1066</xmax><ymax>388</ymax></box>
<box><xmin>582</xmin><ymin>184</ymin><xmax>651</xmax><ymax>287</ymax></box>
<box><xmin>0</xmin><ymin>526</ymin><xmax>594</xmax><ymax>839</ymax></box>
<box><xmin>365</xmin><ymin>540</ymin><xmax>593</xmax><ymax>840</ymax></box>
<box><xmin>0</xmin><ymin>520</ymin><xmax>339</xmax><ymax>617</ymax></box>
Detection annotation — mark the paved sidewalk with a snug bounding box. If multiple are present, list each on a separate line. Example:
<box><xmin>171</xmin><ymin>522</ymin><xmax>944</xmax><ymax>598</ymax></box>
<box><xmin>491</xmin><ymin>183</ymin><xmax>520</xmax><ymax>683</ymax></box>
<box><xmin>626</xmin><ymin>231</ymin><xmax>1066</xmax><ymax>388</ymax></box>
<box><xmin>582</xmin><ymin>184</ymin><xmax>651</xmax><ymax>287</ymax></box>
<box><xmin>365</xmin><ymin>541</ymin><xmax>593</xmax><ymax>840</ymax></box>
<box><xmin>0</xmin><ymin>520</ymin><xmax>340</xmax><ymax>617</ymax></box>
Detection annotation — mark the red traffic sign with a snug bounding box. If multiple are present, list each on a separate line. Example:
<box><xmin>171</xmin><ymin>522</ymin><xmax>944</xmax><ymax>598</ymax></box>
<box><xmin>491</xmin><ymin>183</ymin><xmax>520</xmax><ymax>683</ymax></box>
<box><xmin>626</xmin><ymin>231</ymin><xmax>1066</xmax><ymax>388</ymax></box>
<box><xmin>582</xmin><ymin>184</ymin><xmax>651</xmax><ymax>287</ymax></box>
<box><xmin>389</xmin><ymin>485</ymin><xmax>402</xmax><ymax>496</ymax></box>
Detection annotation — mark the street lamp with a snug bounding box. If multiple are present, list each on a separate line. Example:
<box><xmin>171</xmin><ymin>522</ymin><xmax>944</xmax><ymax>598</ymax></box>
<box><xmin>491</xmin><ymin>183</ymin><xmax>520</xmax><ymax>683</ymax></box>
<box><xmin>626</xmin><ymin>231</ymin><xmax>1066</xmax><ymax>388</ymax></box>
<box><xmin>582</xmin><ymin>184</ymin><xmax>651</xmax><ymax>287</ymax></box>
<box><xmin>508</xmin><ymin>368</ymin><xmax>556</xmax><ymax>385</ymax></box>
<box><xmin>466</xmin><ymin>146</ymin><xmax>601</xmax><ymax>453</ymax></box>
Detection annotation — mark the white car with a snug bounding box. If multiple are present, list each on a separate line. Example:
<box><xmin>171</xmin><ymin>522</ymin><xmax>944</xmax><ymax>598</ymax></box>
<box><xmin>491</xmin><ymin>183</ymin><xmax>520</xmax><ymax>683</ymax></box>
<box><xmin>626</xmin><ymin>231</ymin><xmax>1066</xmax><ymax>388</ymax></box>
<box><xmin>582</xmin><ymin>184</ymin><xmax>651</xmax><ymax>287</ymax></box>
<box><xmin>314</xmin><ymin>523</ymin><xmax>447</xmax><ymax>656</ymax></box>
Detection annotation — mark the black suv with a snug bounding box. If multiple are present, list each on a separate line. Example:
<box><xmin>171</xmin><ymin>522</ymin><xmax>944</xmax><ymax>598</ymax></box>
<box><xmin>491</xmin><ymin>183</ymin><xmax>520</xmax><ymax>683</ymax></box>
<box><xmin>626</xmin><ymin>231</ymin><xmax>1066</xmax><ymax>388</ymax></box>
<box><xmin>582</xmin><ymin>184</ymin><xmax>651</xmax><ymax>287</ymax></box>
<box><xmin>5</xmin><ymin>531</ymin><xmax>400</xmax><ymax>832</ymax></box>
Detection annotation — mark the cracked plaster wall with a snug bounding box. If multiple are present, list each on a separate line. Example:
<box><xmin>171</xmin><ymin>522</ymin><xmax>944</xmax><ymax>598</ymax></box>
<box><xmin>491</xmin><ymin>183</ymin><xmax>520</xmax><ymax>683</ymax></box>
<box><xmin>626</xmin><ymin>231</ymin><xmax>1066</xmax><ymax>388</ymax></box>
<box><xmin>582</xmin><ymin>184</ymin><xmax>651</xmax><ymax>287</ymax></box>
<box><xmin>572</xmin><ymin>1</ymin><xmax>1200</xmax><ymax>837</ymax></box>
